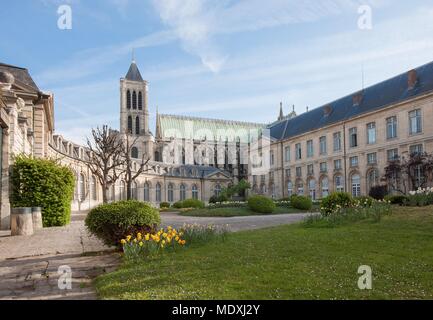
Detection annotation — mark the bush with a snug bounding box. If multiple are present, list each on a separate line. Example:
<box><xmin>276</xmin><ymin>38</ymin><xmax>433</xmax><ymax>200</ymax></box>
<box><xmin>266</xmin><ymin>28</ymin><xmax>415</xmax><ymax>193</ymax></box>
<box><xmin>209</xmin><ymin>194</ymin><xmax>229</xmax><ymax>204</ymax></box>
<box><xmin>181</xmin><ymin>198</ymin><xmax>205</xmax><ymax>209</ymax></box>
<box><xmin>85</xmin><ymin>200</ymin><xmax>161</xmax><ymax>247</ymax></box>
<box><xmin>320</xmin><ymin>192</ymin><xmax>353</xmax><ymax>216</ymax></box>
<box><xmin>173</xmin><ymin>201</ymin><xmax>184</xmax><ymax>209</ymax></box>
<box><xmin>11</xmin><ymin>156</ymin><xmax>75</xmax><ymax>227</ymax></box>
<box><xmin>369</xmin><ymin>185</ymin><xmax>388</xmax><ymax>200</ymax></box>
<box><xmin>384</xmin><ymin>194</ymin><xmax>407</xmax><ymax>205</ymax></box>
<box><xmin>159</xmin><ymin>202</ymin><xmax>170</xmax><ymax>209</ymax></box>
<box><xmin>247</xmin><ymin>195</ymin><xmax>276</xmax><ymax>214</ymax></box>
<box><xmin>291</xmin><ymin>195</ymin><xmax>313</xmax><ymax>211</ymax></box>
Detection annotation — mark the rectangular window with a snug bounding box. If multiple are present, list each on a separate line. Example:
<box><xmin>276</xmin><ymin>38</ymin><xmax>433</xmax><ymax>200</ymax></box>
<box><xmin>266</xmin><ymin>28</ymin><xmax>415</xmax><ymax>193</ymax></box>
<box><xmin>367</xmin><ymin>152</ymin><xmax>377</xmax><ymax>165</ymax></box>
<box><xmin>334</xmin><ymin>159</ymin><xmax>342</xmax><ymax>170</ymax></box>
<box><xmin>284</xmin><ymin>146</ymin><xmax>291</xmax><ymax>162</ymax></box>
<box><xmin>307</xmin><ymin>140</ymin><xmax>313</xmax><ymax>158</ymax></box>
<box><xmin>307</xmin><ymin>164</ymin><xmax>314</xmax><ymax>176</ymax></box>
<box><xmin>296</xmin><ymin>167</ymin><xmax>302</xmax><ymax>178</ymax></box>
<box><xmin>295</xmin><ymin>143</ymin><xmax>302</xmax><ymax>160</ymax></box>
<box><xmin>387</xmin><ymin>149</ymin><xmax>399</xmax><ymax>162</ymax></box>
<box><xmin>253</xmin><ymin>175</ymin><xmax>257</xmax><ymax>184</ymax></box>
<box><xmin>319</xmin><ymin>136</ymin><xmax>327</xmax><ymax>155</ymax></box>
<box><xmin>285</xmin><ymin>169</ymin><xmax>291</xmax><ymax>178</ymax></box>
<box><xmin>349</xmin><ymin>127</ymin><xmax>358</xmax><ymax>148</ymax></box>
<box><xmin>409</xmin><ymin>109</ymin><xmax>422</xmax><ymax>135</ymax></box>
<box><xmin>350</xmin><ymin>156</ymin><xmax>359</xmax><ymax>167</ymax></box>
<box><xmin>386</xmin><ymin>116</ymin><xmax>397</xmax><ymax>139</ymax></box>
<box><xmin>410</xmin><ymin>144</ymin><xmax>423</xmax><ymax>155</ymax></box>
<box><xmin>320</xmin><ymin>162</ymin><xmax>328</xmax><ymax>173</ymax></box>
<box><xmin>333</xmin><ymin>132</ymin><xmax>341</xmax><ymax>152</ymax></box>
<box><xmin>270</xmin><ymin>171</ymin><xmax>274</xmax><ymax>180</ymax></box>
<box><xmin>367</xmin><ymin>122</ymin><xmax>376</xmax><ymax>144</ymax></box>
<box><xmin>270</xmin><ymin>151</ymin><xmax>274</xmax><ymax>166</ymax></box>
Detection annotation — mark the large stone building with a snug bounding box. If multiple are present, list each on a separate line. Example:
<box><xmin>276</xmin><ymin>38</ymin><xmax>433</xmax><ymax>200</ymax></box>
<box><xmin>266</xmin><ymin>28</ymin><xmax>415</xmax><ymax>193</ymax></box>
<box><xmin>2</xmin><ymin>58</ymin><xmax>433</xmax><ymax>230</ymax></box>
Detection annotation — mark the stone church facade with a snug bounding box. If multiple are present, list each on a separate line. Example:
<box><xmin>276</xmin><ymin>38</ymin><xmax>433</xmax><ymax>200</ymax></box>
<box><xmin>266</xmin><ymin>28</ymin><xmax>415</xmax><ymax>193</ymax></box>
<box><xmin>2</xmin><ymin>58</ymin><xmax>433</xmax><ymax>230</ymax></box>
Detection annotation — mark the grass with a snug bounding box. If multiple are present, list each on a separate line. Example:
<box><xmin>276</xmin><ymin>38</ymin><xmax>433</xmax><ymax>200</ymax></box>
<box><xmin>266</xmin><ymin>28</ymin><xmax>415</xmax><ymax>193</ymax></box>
<box><xmin>177</xmin><ymin>206</ymin><xmax>318</xmax><ymax>217</ymax></box>
<box><xmin>95</xmin><ymin>206</ymin><xmax>433</xmax><ymax>300</ymax></box>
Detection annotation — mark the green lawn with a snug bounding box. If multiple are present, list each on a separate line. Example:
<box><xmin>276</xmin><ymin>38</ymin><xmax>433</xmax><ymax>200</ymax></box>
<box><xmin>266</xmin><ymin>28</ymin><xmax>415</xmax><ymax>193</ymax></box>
<box><xmin>95</xmin><ymin>206</ymin><xmax>433</xmax><ymax>300</ymax></box>
<box><xmin>177</xmin><ymin>206</ymin><xmax>315</xmax><ymax>217</ymax></box>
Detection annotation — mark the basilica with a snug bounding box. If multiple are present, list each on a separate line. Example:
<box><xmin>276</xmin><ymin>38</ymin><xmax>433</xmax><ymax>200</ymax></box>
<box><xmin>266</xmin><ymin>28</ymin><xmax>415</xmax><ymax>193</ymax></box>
<box><xmin>2</xmin><ymin>57</ymin><xmax>433</xmax><ymax>230</ymax></box>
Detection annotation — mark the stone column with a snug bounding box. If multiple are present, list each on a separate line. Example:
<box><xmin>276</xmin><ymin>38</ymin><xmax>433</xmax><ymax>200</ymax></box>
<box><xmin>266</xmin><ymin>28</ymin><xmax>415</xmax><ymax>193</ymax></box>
<box><xmin>0</xmin><ymin>125</ymin><xmax>11</xmax><ymax>230</ymax></box>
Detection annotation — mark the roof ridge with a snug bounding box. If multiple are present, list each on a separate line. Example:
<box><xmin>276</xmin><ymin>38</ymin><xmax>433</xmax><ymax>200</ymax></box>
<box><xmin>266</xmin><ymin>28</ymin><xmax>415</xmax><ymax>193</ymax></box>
<box><xmin>159</xmin><ymin>113</ymin><xmax>265</xmax><ymax>127</ymax></box>
<box><xmin>0</xmin><ymin>62</ymin><xmax>27</xmax><ymax>70</ymax></box>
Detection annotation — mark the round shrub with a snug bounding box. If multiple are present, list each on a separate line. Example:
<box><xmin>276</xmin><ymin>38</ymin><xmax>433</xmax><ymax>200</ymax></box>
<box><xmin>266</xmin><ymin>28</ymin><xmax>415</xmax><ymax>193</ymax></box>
<box><xmin>247</xmin><ymin>195</ymin><xmax>276</xmax><ymax>214</ymax></box>
<box><xmin>320</xmin><ymin>192</ymin><xmax>353</xmax><ymax>216</ymax></box>
<box><xmin>85</xmin><ymin>200</ymin><xmax>160</xmax><ymax>247</ymax></box>
<box><xmin>369</xmin><ymin>185</ymin><xmax>388</xmax><ymax>200</ymax></box>
<box><xmin>291</xmin><ymin>195</ymin><xmax>313</xmax><ymax>211</ymax></box>
<box><xmin>384</xmin><ymin>194</ymin><xmax>407</xmax><ymax>205</ymax></box>
<box><xmin>160</xmin><ymin>202</ymin><xmax>170</xmax><ymax>209</ymax></box>
<box><xmin>173</xmin><ymin>201</ymin><xmax>184</xmax><ymax>209</ymax></box>
<box><xmin>11</xmin><ymin>156</ymin><xmax>75</xmax><ymax>227</ymax></box>
<box><xmin>355</xmin><ymin>196</ymin><xmax>374</xmax><ymax>208</ymax></box>
<box><xmin>182</xmin><ymin>198</ymin><xmax>205</xmax><ymax>209</ymax></box>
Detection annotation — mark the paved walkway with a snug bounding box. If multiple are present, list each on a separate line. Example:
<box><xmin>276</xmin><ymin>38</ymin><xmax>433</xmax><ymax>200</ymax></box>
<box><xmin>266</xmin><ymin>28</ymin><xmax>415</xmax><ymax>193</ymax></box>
<box><xmin>0</xmin><ymin>211</ymin><xmax>310</xmax><ymax>300</ymax></box>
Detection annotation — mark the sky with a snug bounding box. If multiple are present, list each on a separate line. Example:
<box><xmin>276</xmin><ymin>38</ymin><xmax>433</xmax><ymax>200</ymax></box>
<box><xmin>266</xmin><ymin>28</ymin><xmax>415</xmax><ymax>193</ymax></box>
<box><xmin>2</xmin><ymin>0</ymin><xmax>433</xmax><ymax>145</ymax></box>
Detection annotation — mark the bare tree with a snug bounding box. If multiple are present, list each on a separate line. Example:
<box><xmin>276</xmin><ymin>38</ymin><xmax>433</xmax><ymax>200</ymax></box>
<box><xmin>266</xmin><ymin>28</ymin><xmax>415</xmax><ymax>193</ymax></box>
<box><xmin>85</xmin><ymin>126</ymin><xmax>125</xmax><ymax>203</ymax></box>
<box><xmin>121</xmin><ymin>134</ymin><xmax>150</xmax><ymax>200</ymax></box>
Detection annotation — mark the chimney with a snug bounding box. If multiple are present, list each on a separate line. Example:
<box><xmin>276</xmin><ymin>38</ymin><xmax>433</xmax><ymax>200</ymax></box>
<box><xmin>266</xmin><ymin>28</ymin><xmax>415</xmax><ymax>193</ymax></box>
<box><xmin>306</xmin><ymin>106</ymin><xmax>309</xmax><ymax>112</ymax></box>
<box><xmin>353</xmin><ymin>91</ymin><xmax>363</xmax><ymax>106</ymax></box>
<box><xmin>408</xmin><ymin>69</ymin><xmax>418</xmax><ymax>90</ymax></box>
<box><xmin>278</xmin><ymin>102</ymin><xmax>284</xmax><ymax>121</ymax></box>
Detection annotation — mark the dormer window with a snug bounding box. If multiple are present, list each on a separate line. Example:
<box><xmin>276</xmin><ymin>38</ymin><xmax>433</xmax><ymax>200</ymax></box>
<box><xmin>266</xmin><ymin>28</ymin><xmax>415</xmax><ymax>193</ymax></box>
<box><xmin>353</xmin><ymin>92</ymin><xmax>363</xmax><ymax>106</ymax></box>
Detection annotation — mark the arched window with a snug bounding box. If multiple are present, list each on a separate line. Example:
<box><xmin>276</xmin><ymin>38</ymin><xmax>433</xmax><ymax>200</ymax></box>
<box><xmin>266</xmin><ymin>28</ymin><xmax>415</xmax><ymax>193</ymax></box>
<box><xmin>296</xmin><ymin>181</ymin><xmax>304</xmax><ymax>196</ymax></box>
<box><xmin>156</xmin><ymin>183</ymin><xmax>162</xmax><ymax>202</ymax></box>
<box><xmin>287</xmin><ymin>181</ymin><xmax>293</xmax><ymax>196</ymax></box>
<box><xmin>321</xmin><ymin>177</ymin><xmax>329</xmax><ymax>198</ymax></box>
<box><xmin>180</xmin><ymin>184</ymin><xmax>186</xmax><ymax>201</ymax></box>
<box><xmin>131</xmin><ymin>147</ymin><xmax>139</xmax><ymax>159</ymax></box>
<box><xmin>168</xmin><ymin>183</ymin><xmax>174</xmax><ymax>202</ymax></box>
<box><xmin>308</xmin><ymin>179</ymin><xmax>316</xmax><ymax>200</ymax></box>
<box><xmin>192</xmin><ymin>184</ymin><xmax>199</xmax><ymax>200</ymax></box>
<box><xmin>351</xmin><ymin>174</ymin><xmax>361</xmax><ymax>197</ymax></box>
<box><xmin>138</xmin><ymin>91</ymin><xmax>143</xmax><ymax>110</ymax></box>
<box><xmin>260</xmin><ymin>184</ymin><xmax>266</xmax><ymax>194</ymax></box>
<box><xmin>214</xmin><ymin>184</ymin><xmax>221</xmax><ymax>197</ymax></box>
<box><xmin>79</xmin><ymin>173</ymin><xmax>86</xmax><ymax>201</ymax></box>
<box><xmin>335</xmin><ymin>175</ymin><xmax>344</xmax><ymax>192</ymax></box>
<box><xmin>132</xmin><ymin>181</ymin><xmax>138</xmax><ymax>200</ymax></box>
<box><xmin>126</xmin><ymin>90</ymin><xmax>131</xmax><ymax>109</ymax></box>
<box><xmin>367</xmin><ymin>169</ymin><xmax>379</xmax><ymax>193</ymax></box>
<box><xmin>132</xmin><ymin>91</ymin><xmax>137</xmax><ymax>109</ymax></box>
<box><xmin>143</xmin><ymin>182</ymin><xmax>150</xmax><ymax>202</ymax></box>
<box><xmin>135</xmin><ymin>117</ymin><xmax>140</xmax><ymax>135</ymax></box>
<box><xmin>127</xmin><ymin>116</ymin><xmax>133</xmax><ymax>134</ymax></box>
<box><xmin>90</xmin><ymin>176</ymin><xmax>97</xmax><ymax>201</ymax></box>
<box><xmin>120</xmin><ymin>180</ymin><xmax>126</xmax><ymax>200</ymax></box>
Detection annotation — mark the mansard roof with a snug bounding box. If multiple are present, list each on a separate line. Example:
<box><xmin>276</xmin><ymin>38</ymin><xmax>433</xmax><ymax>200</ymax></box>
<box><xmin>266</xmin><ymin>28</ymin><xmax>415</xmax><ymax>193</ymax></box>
<box><xmin>0</xmin><ymin>62</ymin><xmax>39</xmax><ymax>92</ymax></box>
<box><xmin>269</xmin><ymin>60</ymin><xmax>433</xmax><ymax>141</ymax></box>
<box><xmin>125</xmin><ymin>61</ymin><xmax>144</xmax><ymax>82</ymax></box>
<box><xmin>156</xmin><ymin>113</ymin><xmax>265</xmax><ymax>143</ymax></box>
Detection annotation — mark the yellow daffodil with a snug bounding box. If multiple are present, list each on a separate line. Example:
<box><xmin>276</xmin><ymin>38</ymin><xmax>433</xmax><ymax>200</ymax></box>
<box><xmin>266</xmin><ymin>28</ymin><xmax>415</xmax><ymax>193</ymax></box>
<box><xmin>139</xmin><ymin>241</ymin><xmax>143</xmax><ymax>247</ymax></box>
<box><xmin>120</xmin><ymin>239</ymin><xmax>127</xmax><ymax>245</ymax></box>
<box><xmin>126</xmin><ymin>235</ymin><xmax>132</xmax><ymax>242</ymax></box>
<box><xmin>145</xmin><ymin>234</ymin><xmax>150</xmax><ymax>241</ymax></box>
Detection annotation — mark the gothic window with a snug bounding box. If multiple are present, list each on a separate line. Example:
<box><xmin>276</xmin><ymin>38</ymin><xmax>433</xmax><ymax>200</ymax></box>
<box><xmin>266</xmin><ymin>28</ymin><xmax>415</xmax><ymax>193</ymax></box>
<box><xmin>143</xmin><ymin>182</ymin><xmax>150</xmax><ymax>202</ymax></box>
<box><xmin>79</xmin><ymin>173</ymin><xmax>86</xmax><ymax>201</ymax></box>
<box><xmin>126</xmin><ymin>90</ymin><xmax>131</xmax><ymax>109</ymax></box>
<box><xmin>168</xmin><ymin>184</ymin><xmax>174</xmax><ymax>202</ymax></box>
<box><xmin>180</xmin><ymin>184</ymin><xmax>186</xmax><ymax>201</ymax></box>
<box><xmin>156</xmin><ymin>183</ymin><xmax>162</xmax><ymax>202</ymax></box>
<box><xmin>192</xmin><ymin>184</ymin><xmax>199</xmax><ymax>200</ymax></box>
<box><xmin>132</xmin><ymin>91</ymin><xmax>137</xmax><ymax>109</ymax></box>
<box><xmin>120</xmin><ymin>180</ymin><xmax>126</xmax><ymax>200</ymax></box>
<box><xmin>135</xmin><ymin>117</ymin><xmax>140</xmax><ymax>135</ymax></box>
<box><xmin>138</xmin><ymin>91</ymin><xmax>143</xmax><ymax>110</ymax></box>
<box><xmin>90</xmin><ymin>176</ymin><xmax>97</xmax><ymax>201</ymax></box>
<box><xmin>128</xmin><ymin>116</ymin><xmax>133</xmax><ymax>134</ymax></box>
<box><xmin>131</xmin><ymin>147</ymin><xmax>139</xmax><ymax>159</ymax></box>
<box><xmin>132</xmin><ymin>181</ymin><xmax>138</xmax><ymax>200</ymax></box>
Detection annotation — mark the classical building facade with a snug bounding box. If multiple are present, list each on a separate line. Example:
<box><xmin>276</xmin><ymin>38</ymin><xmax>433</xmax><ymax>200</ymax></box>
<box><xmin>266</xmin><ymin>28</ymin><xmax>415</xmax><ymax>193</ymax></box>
<box><xmin>250</xmin><ymin>62</ymin><xmax>433</xmax><ymax>200</ymax></box>
<box><xmin>2</xmin><ymin>58</ymin><xmax>433</xmax><ymax>230</ymax></box>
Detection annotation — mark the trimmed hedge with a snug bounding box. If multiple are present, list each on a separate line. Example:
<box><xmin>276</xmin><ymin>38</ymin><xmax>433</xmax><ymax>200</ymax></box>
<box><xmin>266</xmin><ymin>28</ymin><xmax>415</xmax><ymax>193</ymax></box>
<box><xmin>209</xmin><ymin>194</ymin><xmax>229</xmax><ymax>203</ymax></box>
<box><xmin>247</xmin><ymin>195</ymin><xmax>276</xmax><ymax>214</ymax></box>
<box><xmin>85</xmin><ymin>200</ymin><xmax>160</xmax><ymax>247</ymax></box>
<box><xmin>160</xmin><ymin>202</ymin><xmax>171</xmax><ymax>209</ymax></box>
<box><xmin>290</xmin><ymin>195</ymin><xmax>313</xmax><ymax>211</ymax></box>
<box><xmin>181</xmin><ymin>199</ymin><xmax>205</xmax><ymax>209</ymax></box>
<box><xmin>320</xmin><ymin>192</ymin><xmax>353</xmax><ymax>216</ymax></box>
<box><xmin>11</xmin><ymin>156</ymin><xmax>75</xmax><ymax>227</ymax></box>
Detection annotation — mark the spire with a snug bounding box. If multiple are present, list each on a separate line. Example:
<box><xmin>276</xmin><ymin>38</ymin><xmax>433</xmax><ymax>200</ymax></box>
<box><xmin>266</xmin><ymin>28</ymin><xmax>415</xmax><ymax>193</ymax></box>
<box><xmin>125</xmin><ymin>57</ymin><xmax>143</xmax><ymax>82</ymax></box>
<box><xmin>278</xmin><ymin>102</ymin><xmax>284</xmax><ymax>121</ymax></box>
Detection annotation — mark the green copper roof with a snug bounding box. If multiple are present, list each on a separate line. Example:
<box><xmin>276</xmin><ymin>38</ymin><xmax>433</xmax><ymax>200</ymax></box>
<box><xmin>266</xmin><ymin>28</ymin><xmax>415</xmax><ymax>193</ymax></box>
<box><xmin>157</xmin><ymin>114</ymin><xmax>264</xmax><ymax>143</ymax></box>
